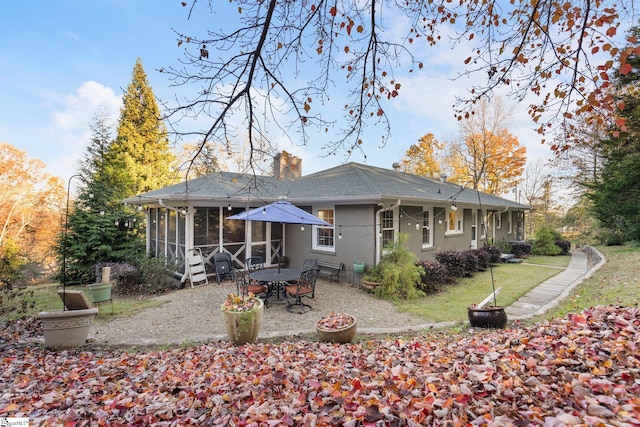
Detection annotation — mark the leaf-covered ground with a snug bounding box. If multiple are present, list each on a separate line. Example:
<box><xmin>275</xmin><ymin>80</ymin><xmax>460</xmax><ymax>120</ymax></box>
<box><xmin>1</xmin><ymin>306</ymin><xmax>639</xmax><ymax>426</ymax></box>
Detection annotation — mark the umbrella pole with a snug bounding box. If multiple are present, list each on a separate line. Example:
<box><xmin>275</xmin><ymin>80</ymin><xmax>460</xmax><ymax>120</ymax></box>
<box><xmin>278</xmin><ymin>227</ymin><xmax>282</xmax><ymax>273</ymax></box>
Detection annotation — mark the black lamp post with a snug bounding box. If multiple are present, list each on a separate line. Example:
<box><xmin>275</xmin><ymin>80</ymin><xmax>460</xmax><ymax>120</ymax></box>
<box><xmin>62</xmin><ymin>173</ymin><xmax>83</xmax><ymax>311</ymax></box>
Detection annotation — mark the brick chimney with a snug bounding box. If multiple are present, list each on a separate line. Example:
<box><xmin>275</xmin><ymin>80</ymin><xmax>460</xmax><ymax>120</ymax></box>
<box><xmin>273</xmin><ymin>151</ymin><xmax>302</xmax><ymax>180</ymax></box>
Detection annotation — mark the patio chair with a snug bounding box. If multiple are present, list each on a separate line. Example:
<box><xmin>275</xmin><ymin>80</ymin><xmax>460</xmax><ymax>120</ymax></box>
<box><xmin>245</xmin><ymin>256</ymin><xmax>265</xmax><ymax>272</ymax></box>
<box><xmin>284</xmin><ymin>268</ymin><xmax>318</xmax><ymax>314</ymax></box>
<box><xmin>186</xmin><ymin>249</ymin><xmax>209</xmax><ymax>287</ymax></box>
<box><xmin>286</xmin><ymin>257</ymin><xmax>317</xmax><ymax>285</ymax></box>
<box><xmin>301</xmin><ymin>258</ymin><xmax>318</xmax><ymax>272</ymax></box>
<box><xmin>233</xmin><ymin>269</ymin><xmax>267</xmax><ymax>300</ymax></box>
<box><xmin>213</xmin><ymin>252</ymin><xmax>233</xmax><ymax>284</ymax></box>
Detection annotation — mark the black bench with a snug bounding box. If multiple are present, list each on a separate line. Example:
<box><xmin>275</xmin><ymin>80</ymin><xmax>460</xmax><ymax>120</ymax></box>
<box><xmin>316</xmin><ymin>261</ymin><xmax>344</xmax><ymax>283</ymax></box>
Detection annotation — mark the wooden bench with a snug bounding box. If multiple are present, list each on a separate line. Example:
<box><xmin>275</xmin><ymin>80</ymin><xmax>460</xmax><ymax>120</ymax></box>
<box><xmin>316</xmin><ymin>261</ymin><xmax>344</xmax><ymax>283</ymax></box>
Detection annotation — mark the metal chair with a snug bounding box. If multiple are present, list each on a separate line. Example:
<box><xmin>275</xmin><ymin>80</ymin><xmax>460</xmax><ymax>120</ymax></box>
<box><xmin>285</xmin><ymin>268</ymin><xmax>318</xmax><ymax>313</ymax></box>
<box><xmin>233</xmin><ymin>269</ymin><xmax>267</xmax><ymax>299</ymax></box>
<box><xmin>213</xmin><ymin>252</ymin><xmax>233</xmax><ymax>284</ymax></box>
<box><xmin>301</xmin><ymin>258</ymin><xmax>318</xmax><ymax>272</ymax></box>
<box><xmin>245</xmin><ymin>256</ymin><xmax>265</xmax><ymax>272</ymax></box>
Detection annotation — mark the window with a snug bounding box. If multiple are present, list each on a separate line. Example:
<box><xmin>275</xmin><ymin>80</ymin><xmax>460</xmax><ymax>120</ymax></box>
<box><xmin>508</xmin><ymin>211</ymin><xmax>513</xmax><ymax>234</ymax></box>
<box><xmin>381</xmin><ymin>210</ymin><xmax>394</xmax><ymax>249</ymax></box>
<box><xmin>313</xmin><ymin>208</ymin><xmax>335</xmax><ymax>251</ymax></box>
<box><xmin>446</xmin><ymin>207</ymin><xmax>463</xmax><ymax>234</ymax></box>
<box><xmin>422</xmin><ymin>209</ymin><xmax>432</xmax><ymax>248</ymax></box>
<box><xmin>495</xmin><ymin>211</ymin><xmax>502</xmax><ymax>229</ymax></box>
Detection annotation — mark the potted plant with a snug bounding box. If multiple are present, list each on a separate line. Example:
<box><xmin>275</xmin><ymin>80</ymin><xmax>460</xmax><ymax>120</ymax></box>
<box><xmin>221</xmin><ymin>292</ymin><xmax>264</xmax><ymax>345</ymax></box>
<box><xmin>362</xmin><ymin>265</ymin><xmax>383</xmax><ymax>291</ymax></box>
<box><xmin>468</xmin><ymin>303</ymin><xmax>508</xmax><ymax>328</ymax></box>
<box><xmin>468</xmin><ymin>248</ymin><xmax>508</xmax><ymax>328</ymax></box>
<box><xmin>316</xmin><ymin>312</ymin><xmax>357</xmax><ymax>343</ymax></box>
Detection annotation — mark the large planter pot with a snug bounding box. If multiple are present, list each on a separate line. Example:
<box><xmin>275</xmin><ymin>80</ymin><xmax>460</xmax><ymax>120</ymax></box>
<box><xmin>38</xmin><ymin>308</ymin><xmax>99</xmax><ymax>349</ymax></box>
<box><xmin>468</xmin><ymin>306</ymin><xmax>508</xmax><ymax>329</ymax></box>
<box><xmin>316</xmin><ymin>314</ymin><xmax>358</xmax><ymax>343</ymax></box>
<box><xmin>222</xmin><ymin>298</ymin><xmax>264</xmax><ymax>345</ymax></box>
<box><xmin>353</xmin><ymin>262</ymin><xmax>365</xmax><ymax>274</ymax></box>
<box><xmin>87</xmin><ymin>283</ymin><xmax>112</xmax><ymax>303</ymax></box>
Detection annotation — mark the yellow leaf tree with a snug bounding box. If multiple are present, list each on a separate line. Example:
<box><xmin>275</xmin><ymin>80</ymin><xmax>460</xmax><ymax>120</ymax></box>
<box><xmin>400</xmin><ymin>133</ymin><xmax>443</xmax><ymax>178</ymax></box>
<box><xmin>444</xmin><ymin>98</ymin><xmax>527</xmax><ymax>195</ymax></box>
<box><xmin>0</xmin><ymin>142</ymin><xmax>65</xmax><ymax>282</ymax></box>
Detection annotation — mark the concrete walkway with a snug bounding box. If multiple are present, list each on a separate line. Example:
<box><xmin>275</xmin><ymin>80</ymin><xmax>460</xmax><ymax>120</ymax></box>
<box><xmin>355</xmin><ymin>248</ymin><xmax>606</xmax><ymax>335</ymax></box>
<box><xmin>505</xmin><ymin>248</ymin><xmax>604</xmax><ymax>320</ymax></box>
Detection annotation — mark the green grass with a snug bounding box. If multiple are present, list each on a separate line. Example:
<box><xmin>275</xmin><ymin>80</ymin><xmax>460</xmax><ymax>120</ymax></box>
<box><xmin>521</xmin><ymin>254</ymin><xmax>571</xmax><ymax>267</ymax></box>
<box><xmin>540</xmin><ymin>245</ymin><xmax>640</xmax><ymax>321</ymax></box>
<box><xmin>0</xmin><ymin>282</ymin><xmax>165</xmax><ymax>322</ymax></box>
<box><xmin>394</xmin><ymin>258</ymin><xmax>565</xmax><ymax>323</ymax></box>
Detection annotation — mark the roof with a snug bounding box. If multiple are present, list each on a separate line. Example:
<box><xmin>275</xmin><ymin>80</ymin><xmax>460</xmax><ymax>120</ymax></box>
<box><xmin>124</xmin><ymin>162</ymin><xmax>529</xmax><ymax>210</ymax></box>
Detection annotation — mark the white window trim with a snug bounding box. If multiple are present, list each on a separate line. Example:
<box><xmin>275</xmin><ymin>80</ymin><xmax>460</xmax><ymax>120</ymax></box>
<box><xmin>445</xmin><ymin>207</ymin><xmax>464</xmax><ymax>235</ymax></box>
<box><xmin>422</xmin><ymin>207</ymin><xmax>433</xmax><ymax>249</ymax></box>
<box><xmin>507</xmin><ymin>211</ymin><xmax>513</xmax><ymax>234</ymax></box>
<box><xmin>312</xmin><ymin>206</ymin><xmax>335</xmax><ymax>253</ymax></box>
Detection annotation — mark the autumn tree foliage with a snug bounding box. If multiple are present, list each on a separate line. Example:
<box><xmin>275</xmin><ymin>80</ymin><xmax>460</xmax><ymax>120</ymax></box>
<box><xmin>442</xmin><ymin>98</ymin><xmax>527</xmax><ymax>195</ymax></box>
<box><xmin>400</xmin><ymin>134</ymin><xmax>442</xmax><ymax>178</ymax></box>
<box><xmin>163</xmin><ymin>0</ymin><xmax>635</xmax><ymax>163</ymax></box>
<box><xmin>0</xmin><ymin>142</ymin><xmax>65</xmax><ymax>285</ymax></box>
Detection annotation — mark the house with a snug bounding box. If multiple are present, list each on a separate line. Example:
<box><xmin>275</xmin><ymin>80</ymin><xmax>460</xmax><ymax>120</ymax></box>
<box><xmin>123</xmin><ymin>153</ymin><xmax>529</xmax><ymax>284</ymax></box>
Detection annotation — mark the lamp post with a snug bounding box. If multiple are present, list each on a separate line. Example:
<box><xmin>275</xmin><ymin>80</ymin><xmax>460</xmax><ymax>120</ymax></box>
<box><xmin>62</xmin><ymin>173</ymin><xmax>83</xmax><ymax>311</ymax></box>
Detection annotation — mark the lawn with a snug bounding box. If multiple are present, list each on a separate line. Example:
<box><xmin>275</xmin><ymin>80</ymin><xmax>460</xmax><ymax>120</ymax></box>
<box><xmin>394</xmin><ymin>255</ymin><xmax>568</xmax><ymax>323</ymax></box>
<box><xmin>0</xmin><ymin>282</ymin><xmax>166</xmax><ymax>323</ymax></box>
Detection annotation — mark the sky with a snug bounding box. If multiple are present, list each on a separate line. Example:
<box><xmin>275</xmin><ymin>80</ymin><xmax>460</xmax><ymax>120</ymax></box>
<box><xmin>0</xmin><ymin>1</ymin><xmax>559</xmax><ymax>196</ymax></box>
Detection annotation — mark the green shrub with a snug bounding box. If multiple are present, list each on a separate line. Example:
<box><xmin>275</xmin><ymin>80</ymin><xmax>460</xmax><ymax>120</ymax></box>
<box><xmin>365</xmin><ymin>234</ymin><xmax>424</xmax><ymax>300</ymax></box>
<box><xmin>532</xmin><ymin>227</ymin><xmax>562</xmax><ymax>256</ymax></box>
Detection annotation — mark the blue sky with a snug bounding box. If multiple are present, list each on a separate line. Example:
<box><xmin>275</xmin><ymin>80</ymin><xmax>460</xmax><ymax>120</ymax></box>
<box><xmin>1</xmin><ymin>1</ymin><xmax>557</xmax><ymax>193</ymax></box>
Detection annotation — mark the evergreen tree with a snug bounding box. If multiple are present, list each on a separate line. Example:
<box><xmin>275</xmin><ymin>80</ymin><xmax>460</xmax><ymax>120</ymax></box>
<box><xmin>104</xmin><ymin>58</ymin><xmax>176</xmax><ymax>196</ymax></box>
<box><xmin>587</xmin><ymin>26</ymin><xmax>640</xmax><ymax>242</ymax></box>
<box><xmin>59</xmin><ymin>110</ymin><xmax>144</xmax><ymax>285</ymax></box>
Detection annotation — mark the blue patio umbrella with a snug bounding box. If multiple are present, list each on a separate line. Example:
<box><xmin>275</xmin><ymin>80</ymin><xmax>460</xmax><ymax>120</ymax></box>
<box><xmin>228</xmin><ymin>201</ymin><xmax>331</xmax><ymax>271</ymax></box>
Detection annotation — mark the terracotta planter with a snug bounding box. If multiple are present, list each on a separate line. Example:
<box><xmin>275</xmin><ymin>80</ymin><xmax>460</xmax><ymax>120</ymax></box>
<box><xmin>38</xmin><ymin>308</ymin><xmax>99</xmax><ymax>349</ymax></box>
<box><xmin>468</xmin><ymin>306</ymin><xmax>508</xmax><ymax>329</ymax></box>
<box><xmin>222</xmin><ymin>298</ymin><xmax>264</xmax><ymax>345</ymax></box>
<box><xmin>362</xmin><ymin>280</ymin><xmax>381</xmax><ymax>292</ymax></box>
<box><xmin>316</xmin><ymin>315</ymin><xmax>357</xmax><ymax>343</ymax></box>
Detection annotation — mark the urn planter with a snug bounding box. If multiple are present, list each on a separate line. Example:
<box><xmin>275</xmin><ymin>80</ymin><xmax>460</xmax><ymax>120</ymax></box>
<box><xmin>222</xmin><ymin>297</ymin><xmax>264</xmax><ymax>345</ymax></box>
<box><xmin>468</xmin><ymin>305</ymin><xmax>508</xmax><ymax>329</ymax></box>
<box><xmin>38</xmin><ymin>308</ymin><xmax>99</xmax><ymax>349</ymax></box>
<box><xmin>316</xmin><ymin>313</ymin><xmax>358</xmax><ymax>343</ymax></box>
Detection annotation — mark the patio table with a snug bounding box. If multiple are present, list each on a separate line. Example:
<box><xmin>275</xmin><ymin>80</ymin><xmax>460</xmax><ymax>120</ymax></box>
<box><xmin>250</xmin><ymin>268</ymin><xmax>301</xmax><ymax>306</ymax></box>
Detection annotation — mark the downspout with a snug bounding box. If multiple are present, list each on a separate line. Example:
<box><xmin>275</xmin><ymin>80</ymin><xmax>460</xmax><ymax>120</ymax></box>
<box><xmin>375</xmin><ymin>199</ymin><xmax>401</xmax><ymax>264</ymax></box>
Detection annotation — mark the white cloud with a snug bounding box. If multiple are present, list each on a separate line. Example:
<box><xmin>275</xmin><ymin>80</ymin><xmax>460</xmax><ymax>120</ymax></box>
<box><xmin>46</xmin><ymin>81</ymin><xmax>121</xmax><ymax>182</ymax></box>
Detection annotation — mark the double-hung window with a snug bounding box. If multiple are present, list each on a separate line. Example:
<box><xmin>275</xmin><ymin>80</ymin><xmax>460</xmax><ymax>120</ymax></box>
<box><xmin>422</xmin><ymin>209</ymin><xmax>433</xmax><ymax>248</ymax></box>
<box><xmin>446</xmin><ymin>207</ymin><xmax>463</xmax><ymax>234</ymax></box>
<box><xmin>381</xmin><ymin>210</ymin><xmax>394</xmax><ymax>250</ymax></box>
<box><xmin>313</xmin><ymin>208</ymin><xmax>335</xmax><ymax>252</ymax></box>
